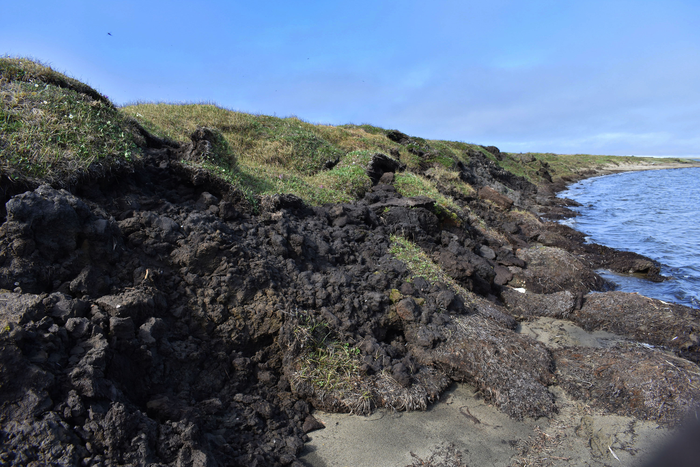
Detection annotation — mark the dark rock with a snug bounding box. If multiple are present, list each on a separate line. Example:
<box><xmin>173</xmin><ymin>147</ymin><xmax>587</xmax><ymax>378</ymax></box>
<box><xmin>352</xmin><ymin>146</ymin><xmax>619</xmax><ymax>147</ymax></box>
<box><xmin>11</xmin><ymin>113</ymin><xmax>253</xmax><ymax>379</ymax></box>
<box><xmin>481</xmin><ymin>145</ymin><xmax>503</xmax><ymax>160</ymax></box>
<box><xmin>323</xmin><ymin>157</ymin><xmax>340</xmax><ymax>170</ymax></box>
<box><xmin>392</xmin><ymin>362</ymin><xmax>411</xmax><ymax>387</ymax></box>
<box><xmin>96</xmin><ymin>290</ymin><xmax>160</xmax><ymax>323</ymax></box>
<box><xmin>479</xmin><ymin>245</ymin><xmax>496</xmax><ymax>260</ymax></box>
<box><xmin>502</xmin><ymin>222</ymin><xmax>520</xmax><ymax>234</ymax></box>
<box><xmin>493</xmin><ymin>265</ymin><xmax>513</xmax><ymax>286</ymax></box>
<box><xmin>65</xmin><ymin>317</ymin><xmax>91</xmax><ymax>338</ymax></box>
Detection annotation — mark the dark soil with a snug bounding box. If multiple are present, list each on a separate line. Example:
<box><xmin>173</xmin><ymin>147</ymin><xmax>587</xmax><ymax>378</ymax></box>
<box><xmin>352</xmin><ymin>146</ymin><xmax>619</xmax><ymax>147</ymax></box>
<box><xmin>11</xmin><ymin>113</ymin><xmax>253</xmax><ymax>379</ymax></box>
<box><xmin>1</xmin><ymin>137</ymin><xmax>699</xmax><ymax>466</ymax></box>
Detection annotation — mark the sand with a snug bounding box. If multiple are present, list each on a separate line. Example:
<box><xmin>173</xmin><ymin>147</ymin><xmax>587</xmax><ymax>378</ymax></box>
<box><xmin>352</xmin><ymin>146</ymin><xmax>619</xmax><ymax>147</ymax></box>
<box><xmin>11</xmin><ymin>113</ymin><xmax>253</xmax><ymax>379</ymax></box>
<box><xmin>597</xmin><ymin>161</ymin><xmax>700</xmax><ymax>174</ymax></box>
<box><xmin>298</xmin><ymin>317</ymin><xmax>676</xmax><ymax>467</ymax></box>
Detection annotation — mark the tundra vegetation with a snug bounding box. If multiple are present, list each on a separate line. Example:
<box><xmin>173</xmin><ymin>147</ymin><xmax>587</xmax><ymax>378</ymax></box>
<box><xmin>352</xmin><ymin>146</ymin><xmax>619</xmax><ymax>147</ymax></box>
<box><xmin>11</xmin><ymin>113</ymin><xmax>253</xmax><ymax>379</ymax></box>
<box><xmin>2</xmin><ymin>57</ymin><xmax>700</xmax><ymax>467</ymax></box>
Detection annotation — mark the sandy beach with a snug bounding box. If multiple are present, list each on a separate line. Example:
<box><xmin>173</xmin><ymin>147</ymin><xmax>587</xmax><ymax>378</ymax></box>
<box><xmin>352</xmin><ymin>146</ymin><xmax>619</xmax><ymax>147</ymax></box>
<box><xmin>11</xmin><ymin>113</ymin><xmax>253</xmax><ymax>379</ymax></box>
<box><xmin>596</xmin><ymin>160</ymin><xmax>700</xmax><ymax>174</ymax></box>
<box><xmin>299</xmin><ymin>316</ymin><xmax>677</xmax><ymax>467</ymax></box>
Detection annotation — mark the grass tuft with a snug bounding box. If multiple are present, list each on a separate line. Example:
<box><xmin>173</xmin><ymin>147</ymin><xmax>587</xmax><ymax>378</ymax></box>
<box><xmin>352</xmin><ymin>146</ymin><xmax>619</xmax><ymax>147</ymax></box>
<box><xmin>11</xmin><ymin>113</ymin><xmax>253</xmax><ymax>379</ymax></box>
<box><xmin>291</xmin><ymin>312</ymin><xmax>363</xmax><ymax>393</ymax></box>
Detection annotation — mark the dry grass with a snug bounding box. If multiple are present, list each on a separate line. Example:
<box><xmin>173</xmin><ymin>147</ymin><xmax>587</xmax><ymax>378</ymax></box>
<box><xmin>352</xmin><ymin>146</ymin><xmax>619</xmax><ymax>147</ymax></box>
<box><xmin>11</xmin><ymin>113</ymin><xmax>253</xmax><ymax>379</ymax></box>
<box><xmin>288</xmin><ymin>310</ymin><xmax>449</xmax><ymax>415</ymax></box>
<box><xmin>554</xmin><ymin>345</ymin><xmax>700</xmax><ymax>425</ymax></box>
<box><xmin>425</xmin><ymin>165</ymin><xmax>476</xmax><ymax>198</ymax></box>
<box><xmin>119</xmin><ymin>102</ymin><xmax>493</xmax><ymax>207</ymax></box>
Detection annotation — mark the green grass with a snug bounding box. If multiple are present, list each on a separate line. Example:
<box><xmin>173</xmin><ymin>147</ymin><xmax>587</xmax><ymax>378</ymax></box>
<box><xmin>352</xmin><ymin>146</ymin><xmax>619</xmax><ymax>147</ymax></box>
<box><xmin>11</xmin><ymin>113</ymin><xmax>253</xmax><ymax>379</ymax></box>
<box><xmin>119</xmin><ymin>102</ymin><xmax>498</xmax><ymax>206</ymax></box>
<box><xmin>496</xmin><ymin>151</ymin><xmax>698</xmax><ymax>184</ymax></box>
<box><xmin>389</xmin><ymin>234</ymin><xmax>460</xmax><ymax>287</ymax></box>
<box><xmin>1</xmin><ymin>57</ymin><xmax>142</xmax><ymax>184</ymax></box>
<box><xmin>291</xmin><ymin>313</ymin><xmax>363</xmax><ymax>393</ymax></box>
<box><xmin>6</xmin><ymin>57</ymin><xmax>696</xmax><ymax>210</ymax></box>
<box><xmin>392</xmin><ymin>172</ymin><xmax>464</xmax><ymax>224</ymax></box>
<box><xmin>0</xmin><ymin>57</ymin><xmax>111</xmax><ymax>106</ymax></box>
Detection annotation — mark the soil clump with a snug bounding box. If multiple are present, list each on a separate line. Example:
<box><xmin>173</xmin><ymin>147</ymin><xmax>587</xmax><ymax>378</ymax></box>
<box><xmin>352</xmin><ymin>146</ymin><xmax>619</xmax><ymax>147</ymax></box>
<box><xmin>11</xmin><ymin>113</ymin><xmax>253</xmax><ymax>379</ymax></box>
<box><xmin>1</xmin><ymin>136</ymin><xmax>699</xmax><ymax>466</ymax></box>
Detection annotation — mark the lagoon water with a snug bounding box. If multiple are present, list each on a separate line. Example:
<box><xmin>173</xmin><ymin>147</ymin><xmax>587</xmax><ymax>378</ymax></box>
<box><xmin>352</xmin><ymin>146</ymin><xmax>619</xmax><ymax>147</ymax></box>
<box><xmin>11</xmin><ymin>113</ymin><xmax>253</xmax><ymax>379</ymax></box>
<box><xmin>559</xmin><ymin>167</ymin><xmax>700</xmax><ymax>309</ymax></box>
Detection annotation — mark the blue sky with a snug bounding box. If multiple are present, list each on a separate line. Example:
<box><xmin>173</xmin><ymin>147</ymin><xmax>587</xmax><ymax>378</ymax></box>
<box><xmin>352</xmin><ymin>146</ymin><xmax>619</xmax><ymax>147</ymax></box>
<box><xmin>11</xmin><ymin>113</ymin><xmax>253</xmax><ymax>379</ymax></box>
<box><xmin>3</xmin><ymin>0</ymin><xmax>699</xmax><ymax>156</ymax></box>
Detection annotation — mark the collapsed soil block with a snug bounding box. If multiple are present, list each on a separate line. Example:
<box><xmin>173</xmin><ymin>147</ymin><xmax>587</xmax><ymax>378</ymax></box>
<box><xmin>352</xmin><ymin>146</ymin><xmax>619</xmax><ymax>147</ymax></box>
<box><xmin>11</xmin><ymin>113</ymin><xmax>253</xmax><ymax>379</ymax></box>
<box><xmin>554</xmin><ymin>345</ymin><xmax>700</xmax><ymax>425</ymax></box>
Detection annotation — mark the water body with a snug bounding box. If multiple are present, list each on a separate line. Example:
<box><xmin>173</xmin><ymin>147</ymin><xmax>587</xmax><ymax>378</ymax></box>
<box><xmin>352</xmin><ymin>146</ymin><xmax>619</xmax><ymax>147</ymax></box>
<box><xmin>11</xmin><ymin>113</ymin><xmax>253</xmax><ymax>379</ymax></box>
<box><xmin>559</xmin><ymin>167</ymin><xmax>700</xmax><ymax>309</ymax></box>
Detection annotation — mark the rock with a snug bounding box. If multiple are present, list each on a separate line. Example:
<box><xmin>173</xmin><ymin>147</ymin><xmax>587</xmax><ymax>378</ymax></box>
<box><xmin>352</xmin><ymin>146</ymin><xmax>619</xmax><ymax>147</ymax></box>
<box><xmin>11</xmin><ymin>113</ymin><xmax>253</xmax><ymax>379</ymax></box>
<box><xmin>0</xmin><ymin>293</ymin><xmax>45</xmax><ymax>328</ymax></box>
<box><xmin>478</xmin><ymin>245</ymin><xmax>496</xmax><ymax>260</ymax></box>
<box><xmin>65</xmin><ymin>317</ymin><xmax>91</xmax><ymax>338</ymax></box>
<box><xmin>435</xmin><ymin>290</ymin><xmax>456</xmax><ymax>310</ymax></box>
<box><xmin>138</xmin><ymin>318</ymin><xmax>166</xmax><ymax>344</ymax></box>
<box><xmin>5</xmin><ymin>185</ymin><xmax>85</xmax><ymax>260</ymax></box>
<box><xmin>391</xmin><ymin>362</ymin><xmax>411</xmax><ymax>387</ymax></box>
<box><xmin>493</xmin><ymin>265</ymin><xmax>513</xmax><ymax>286</ymax></box>
<box><xmin>96</xmin><ymin>290</ymin><xmax>162</xmax><ymax>322</ymax></box>
<box><xmin>502</xmin><ymin>222</ymin><xmax>520</xmax><ymax>234</ymax></box>
<box><xmin>481</xmin><ymin>145</ymin><xmax>503</xmax><ymax>160</ymax></box>
<box><xmin>70</xmin><ymin>265</ymin><xmax>109</xmax><ymax>297</ymax></box>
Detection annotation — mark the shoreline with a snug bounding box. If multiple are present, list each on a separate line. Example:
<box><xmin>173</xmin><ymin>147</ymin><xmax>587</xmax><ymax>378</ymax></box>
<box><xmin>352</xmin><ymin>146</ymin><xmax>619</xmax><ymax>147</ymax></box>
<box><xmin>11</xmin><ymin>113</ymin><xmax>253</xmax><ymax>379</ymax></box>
<box><xmin>3</xmin><ymin>58</ymin><xmax>699</xmax><ymax>467</ymax></box>
<box><xmin>556</xmin><ymin>163</ymin><xmax>700</xmax><ymax>309</ymax></box>
<box><xmin>596</xmin><ymin>160</ymin><xmax>700</xmax><ymax>173</ymax></box>
<box><xmin>555</xmin><ymin>160</ymin><xmax>700</xmax><ymax>191</ymax></box>
<box><xmin>299</xmin><ymin>161</ymin><xmax>700</xmax><ymax>467</ymax></box>
<box><xmin>2</xmin><ymin>149</ymin><xmax>699</xmax><ymax>466</ymax></box>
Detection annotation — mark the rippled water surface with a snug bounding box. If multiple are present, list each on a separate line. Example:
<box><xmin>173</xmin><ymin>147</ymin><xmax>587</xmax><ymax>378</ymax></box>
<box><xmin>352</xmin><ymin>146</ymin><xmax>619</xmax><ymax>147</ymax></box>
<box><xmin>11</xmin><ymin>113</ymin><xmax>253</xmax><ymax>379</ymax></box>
<box><xmin>559</xmin><ymin>167</ymin><xmax>700</xmax><ymax>308</ymax></box>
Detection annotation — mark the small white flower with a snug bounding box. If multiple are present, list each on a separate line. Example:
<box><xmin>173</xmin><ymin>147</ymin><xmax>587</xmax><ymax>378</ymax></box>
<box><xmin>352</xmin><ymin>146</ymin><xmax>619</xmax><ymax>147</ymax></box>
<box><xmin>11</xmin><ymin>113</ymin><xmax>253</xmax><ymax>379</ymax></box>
<box><xmin>68</xmin><ymin>114</ymin><xmax>74</xmax><ymax>119</ymax></box>
<box><xmin>42</xmin><ymin>101</ymin><xmax>48</xmax><ymax>105</ymax></box>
